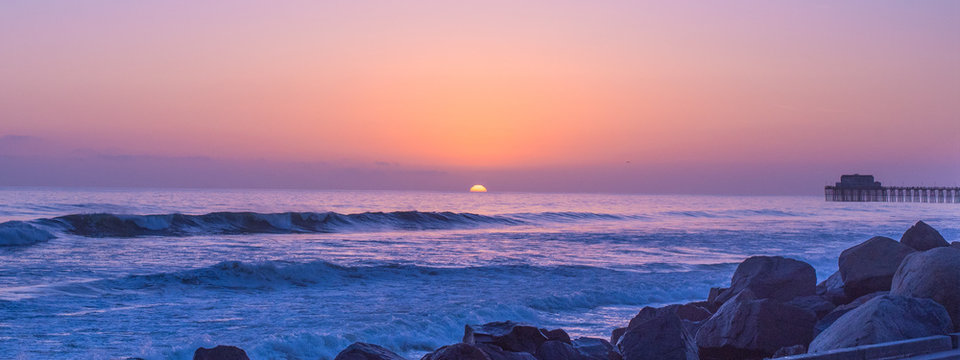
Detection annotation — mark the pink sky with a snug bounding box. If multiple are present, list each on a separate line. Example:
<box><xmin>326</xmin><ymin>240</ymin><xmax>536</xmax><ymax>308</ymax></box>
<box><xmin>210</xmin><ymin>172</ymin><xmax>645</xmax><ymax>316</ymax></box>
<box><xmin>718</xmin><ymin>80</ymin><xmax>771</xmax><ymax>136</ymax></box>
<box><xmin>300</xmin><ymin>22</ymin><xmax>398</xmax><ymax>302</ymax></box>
<box><xmin>0</xmin><ymin>1</ymin><xmax>957</xmax><ymax>193</ymax></box>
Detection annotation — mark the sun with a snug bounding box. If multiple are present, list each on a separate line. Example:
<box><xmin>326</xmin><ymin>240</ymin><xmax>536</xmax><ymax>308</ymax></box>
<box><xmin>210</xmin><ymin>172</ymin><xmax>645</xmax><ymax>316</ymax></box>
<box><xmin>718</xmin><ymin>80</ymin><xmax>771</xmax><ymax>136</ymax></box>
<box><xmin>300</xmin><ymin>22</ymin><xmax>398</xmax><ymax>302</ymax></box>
<box><xmin>469</xmin><ymin>184</ymin><xmax>488</xmax><ymax>193</ymax></box>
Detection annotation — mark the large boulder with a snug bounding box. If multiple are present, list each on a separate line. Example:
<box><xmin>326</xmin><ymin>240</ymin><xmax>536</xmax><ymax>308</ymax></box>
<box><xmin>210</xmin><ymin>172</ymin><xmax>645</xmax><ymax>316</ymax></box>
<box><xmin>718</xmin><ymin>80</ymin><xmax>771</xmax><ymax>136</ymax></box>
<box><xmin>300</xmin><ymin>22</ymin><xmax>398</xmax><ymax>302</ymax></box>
<box><xmin>891</xmin><ymin>246</ymin><xmax>960</xmax><ymax>330</ymax></box>
<box><xmin>475</xmin><ymin>344</ymin><xmax>538</xmax><ymax>360</ymax></box>
<box><xmin>787</xmin><ymin>296</ymin><xmax>836</xmax><ymax>319</ymax></box>
<box><xmin>193</xmin><ymin>346</ymin><xmax>250</xmax><ymax>360</ymax></box>
<box><xmin>421</xmin><ymin>343</ymin><xmax>491</xmax><ymax>360</ymax></box>
<box><xmin>808</xmin><ymin>295</ymin><xmax>951</xmax><ymax>353</ymax></box>
<box><xmin>695</xmin><ymin>290</ymin><xmax>816</xmax><ymax>360</ymax></box>
<box><xmin>838</xmin><ymin>236</ymin><xmax>915</xmax><ymax>299</ymax></box>
<box><xmin>571</xmin><ymin>337</ymin><xmax>615</xmax><ymax>360</ymax></box>
<box><xmin>815</xmin><ymin>271</ymin><xmax>846</xmax><ymax>305</ymax></box>
<box><xmin>813</xmin><ymin>291</ymin><xmax>886</xmax><ymax>336</ymax></box>
<box><xmin>625</xmin><ymin>304</ymin><xmax>710</xmax><ymax>329</ymax></box>
<box><xmin>713</xmin><ymin>256</ymin><xmax>816</xmax><ymax>305</ymax></box>
<box><xmin>334</xmin><ymin>343</ymin><xmax>405</xmax><ymax>360</ymax></box>
<box><xmin>535</xmin><ymin>341</ymin><xmax>582</xmax><ymax>360</ymax></box>
<box><xmin>464</xmin><ymin>321</ymin><xmax>547</xmax><ymax>354</ymax></box>
<box><xmin>617</xmin><ymin>311</ymin><xmax>698</xmax><ymax>360</ymax></box>
<box><xmin>900</xmin><ymin>220</ymin><xmax>948</xmax><ymax>251</ymax></box>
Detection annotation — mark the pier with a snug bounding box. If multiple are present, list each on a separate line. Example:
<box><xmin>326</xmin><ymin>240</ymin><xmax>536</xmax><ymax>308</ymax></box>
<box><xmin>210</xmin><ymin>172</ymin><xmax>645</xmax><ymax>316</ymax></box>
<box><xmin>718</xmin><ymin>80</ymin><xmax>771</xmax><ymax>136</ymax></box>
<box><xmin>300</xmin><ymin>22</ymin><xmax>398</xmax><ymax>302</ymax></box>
<box><xmin>824</xmin><ymin>174</ymin><xmax>960</xmax><ymax>203</ymax></box>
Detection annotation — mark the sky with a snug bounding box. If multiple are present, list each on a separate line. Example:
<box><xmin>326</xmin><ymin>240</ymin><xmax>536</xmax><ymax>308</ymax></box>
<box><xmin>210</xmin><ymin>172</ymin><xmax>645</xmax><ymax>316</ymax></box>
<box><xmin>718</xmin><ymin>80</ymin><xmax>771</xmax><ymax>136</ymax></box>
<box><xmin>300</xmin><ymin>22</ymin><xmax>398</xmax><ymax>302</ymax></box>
<box><xmin>0</xmin><ymin>1</ymin><xmax>958</xmax><ymax>194</ymax></box>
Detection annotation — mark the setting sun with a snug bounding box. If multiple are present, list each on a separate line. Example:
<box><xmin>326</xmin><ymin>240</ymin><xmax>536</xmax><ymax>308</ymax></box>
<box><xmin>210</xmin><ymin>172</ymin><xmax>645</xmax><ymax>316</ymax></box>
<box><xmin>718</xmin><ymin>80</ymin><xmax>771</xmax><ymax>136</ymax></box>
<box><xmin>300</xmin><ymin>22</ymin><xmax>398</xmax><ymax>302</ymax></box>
<box><xmin>469</xmin><ymin>184</ymin><xmax>488</xmax><ymax>193</ymax></box>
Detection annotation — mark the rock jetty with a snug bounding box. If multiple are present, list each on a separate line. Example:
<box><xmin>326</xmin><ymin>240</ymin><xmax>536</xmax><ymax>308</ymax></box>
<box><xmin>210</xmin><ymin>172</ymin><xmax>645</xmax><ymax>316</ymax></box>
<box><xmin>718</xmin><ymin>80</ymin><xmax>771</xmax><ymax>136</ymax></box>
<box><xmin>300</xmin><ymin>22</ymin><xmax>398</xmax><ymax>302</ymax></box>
<box><xmin>194</xmin><ymin>220</ymin><xmax>958</xmax><ymax>360</ymax></box>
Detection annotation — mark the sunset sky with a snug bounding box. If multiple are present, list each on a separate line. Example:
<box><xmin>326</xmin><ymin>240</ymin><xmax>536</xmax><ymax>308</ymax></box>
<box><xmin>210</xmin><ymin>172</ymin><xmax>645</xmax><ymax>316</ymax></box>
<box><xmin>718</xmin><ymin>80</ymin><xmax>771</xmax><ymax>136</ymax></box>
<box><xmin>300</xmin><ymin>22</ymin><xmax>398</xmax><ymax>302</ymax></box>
<box><xmin>1</xmin><ymin>1</ymin><xmax>958</xmax><ymax>194</ymax></box>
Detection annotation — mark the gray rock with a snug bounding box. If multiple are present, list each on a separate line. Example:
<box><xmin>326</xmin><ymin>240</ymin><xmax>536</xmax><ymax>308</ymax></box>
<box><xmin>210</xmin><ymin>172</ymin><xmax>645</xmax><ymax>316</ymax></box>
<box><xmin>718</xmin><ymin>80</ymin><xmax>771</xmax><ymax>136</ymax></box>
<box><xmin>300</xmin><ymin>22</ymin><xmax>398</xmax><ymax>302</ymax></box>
<box><xmin>771</xmin><ymin>344</ymin><xmax>806</xmax><ymax>358</ymax></box>
<box><xmin>808</xmin><ymin>295</ymin><xmax>951</xmax><ymax>353</ymax></box>
<box><xmin>618</xmin><ymin>311</ymin><xmax>698</xmax><ymax>360</ymax></box>
<box><xmin>421</xmin><ymin>343</ymin><xmax>491</xmax><ymax>360</ymax></box>
<box><xmin>535</xmin><ymin>340</ymin><xmax>582</xmax><ymax>360</ymax></box>
<box><xmin>815</xmin><ymin>271</ymin><xmax>847</xmax><ymax>305</ymax></box>
<box><xmin>193</xmin><ymin>346</ymin><xmax>250</xmax><ymax>360</ymax></box>
<box><xmin>901</xmin><ymin>220</ymin><xmax>949</xmax><ymax>251</ymax></box>
<box><xmin>891</xmin><ymin>246</ymin><xmax>960</xmax><ymax>330</ymax></box>
<box><xmin>695</xmin><ymin>290</ymin><xmax>816</xmax><ymax>360</ymax></box>
<box><xmin>838</xmin><ymin>236</ymin><xmax>915</xmax><ymax>299</ymax></box>
<box><xmin>813</xmin><ymin>291</ymin><xmax>887</xmax><ymax>336</ymax></box>
<box><xmin>541</xmin><ymin>328</ymin><xmax>571</xmax><ymax>344</ymax></box>
<box><xmin>335</xmin><ymin>343</ymin><xmax>405</xmax><ymax>360</ymax></box>
<box><xmin>787</xmin><ymin>295</ymin><xmax>836</xmax><ymax>319</ymax></box>
<box><xmin>714</xmin><ymin>256</ymin><xmax>816</xmax><ymax>305</ymax></box>
<box><xmin>610</xmin><ymin>327</ymin><xmax>627</xmax><ymax>346</ymax></box>
<box><xmin>475</xmin><ymin>344</ymin><xmax>538</xmax><ymax>360</ymax></box>
<box><xmin>464</xmin><ymin>321</ymin><xmax>548</xmax><ymax>354</ymax></box>
<box><xmin>625</xmin><ymin>304</ymin><xmax>710</xmax><ymax>329</ymax></box>
<box><xmin>571</xmin><ymin>337</ymin><xmax>615</xmax><ymax>360</ymax></box>
<box><xmin>707</xmin><ymin>287</ymin><xmax>728</xmax><ymax>310</ymax></box>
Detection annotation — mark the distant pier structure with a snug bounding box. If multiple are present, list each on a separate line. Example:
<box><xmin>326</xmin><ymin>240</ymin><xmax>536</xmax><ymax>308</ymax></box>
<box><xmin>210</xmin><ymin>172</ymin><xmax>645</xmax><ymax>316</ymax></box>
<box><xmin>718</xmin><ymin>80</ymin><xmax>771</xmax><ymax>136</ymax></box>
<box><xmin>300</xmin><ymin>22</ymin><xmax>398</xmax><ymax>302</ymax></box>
<box><xmin>825</xmin><ymin>174</ymin><xmax>960</xmax><ymax>203</ymax></box>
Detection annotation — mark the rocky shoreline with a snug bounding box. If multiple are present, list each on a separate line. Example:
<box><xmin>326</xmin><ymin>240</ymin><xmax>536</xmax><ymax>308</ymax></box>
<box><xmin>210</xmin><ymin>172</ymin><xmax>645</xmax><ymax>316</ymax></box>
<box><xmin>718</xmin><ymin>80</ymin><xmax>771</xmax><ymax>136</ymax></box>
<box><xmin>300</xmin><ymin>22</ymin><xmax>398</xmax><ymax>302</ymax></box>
<box><xmin>191</xmin><ymin>221</ymin><xmax>958</xmax><ymax>360</ymax></box>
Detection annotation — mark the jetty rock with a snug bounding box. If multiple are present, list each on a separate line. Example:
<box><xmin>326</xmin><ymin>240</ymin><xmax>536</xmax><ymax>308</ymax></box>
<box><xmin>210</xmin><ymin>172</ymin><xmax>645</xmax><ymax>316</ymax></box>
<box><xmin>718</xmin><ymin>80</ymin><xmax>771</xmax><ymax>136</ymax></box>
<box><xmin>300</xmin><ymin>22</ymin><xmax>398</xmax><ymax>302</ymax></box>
<box><xmin>463</xmin><ymin>321</ymin><xmax>548</xmax><ymax>354</ymax></box>
<box><xmin>193</xmin><ymin>345</ymin><xmax>250</xmax><ymax>360</ymax></box>
<box><xmin>815</xmin><ymin>271</ymin><xmax>847</xmax><ymax>305</ymax></box>
<box><xmin>808</xmin><ymin>295</ymin><xmax>951</xmax><ymax>353</ymax></box>
<box><xmin>570</xmin><ymin>337</ymin><xmax>616</xmax><ymax>360</ymax></box>
<box><xmin>838</xmin><ymin>236</ymin><xmax>915</xmax><ymax>299</ymax></box>
<box><xmin>421</xmin><ymin>343</ymin><xmax>492</xmax><ymax>360</ymax></box>
<box><xmin>617</xmin><ymin>310</ymin><xmax>698</xmax><ymax>360</ymax></box>
<box><xmin>813</xmin><ymin>291</ymin><xmax>887</xmax><ymax>336</ymax></box>
<box><xmin>334</xmin><ymin>343</ymin><xmax>405</xmax><ymax>360</ymax></box>
<box><xmin>695</xmin><ymin>290</ymin><xmax>816</xmax><ymax>360</ymax></box>
<box><xmin>891</xmin><ymin>246</ymin><xmax>960</xmax><ymax>330</ymax></box>
<box><xmin>900</xmin><ymin>220</ymin><xmax>949</xmax><ymax>251</ymax></box>
<box><xmin>713</xmin><ymin>256</ymin><xmax>816</xmax><ymax>306</ymax></box>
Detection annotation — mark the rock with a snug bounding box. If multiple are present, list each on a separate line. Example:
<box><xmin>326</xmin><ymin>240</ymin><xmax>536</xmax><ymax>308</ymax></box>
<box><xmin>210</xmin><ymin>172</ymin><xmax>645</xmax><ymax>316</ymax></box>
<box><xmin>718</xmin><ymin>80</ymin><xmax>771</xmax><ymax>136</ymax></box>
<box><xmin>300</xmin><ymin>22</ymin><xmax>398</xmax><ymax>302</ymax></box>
<box><xmin>610</xmin><ymin>327</ymin><xmax>627</xmax><ymax>346</ymax></box>
<box><xmin>626</xmin><ymin>304</ymin><xmax>710</xmax><ymax>329</ymax></box>
<box><xmin>541</xmin><ymin>328</ymin><xmax>571</xmax><ymax>343</ymax></box>
<box><xmin>421</xmin><ymin>343</ymin><xmax>491</xmax><ymax>360</ymax></box>
<box><xmin>464</xmin><ymin>321</ymin><xmax>547</xmax><ymax>354</ymax></box>
<box><xmin>901</xmin><ymin>220</ymin><xmax>948</xmax><ymax>251</ymax></box>
<box><xmin>808</xmin><ymin>295</ymin><xmax>951</xmax><ymax>353</ymax></box>
<box><xmin>891</xmin><ymin>246</ymin><xmax>960</xmax><ymax>330</ymax></box>
<box><xmin>813</xmin><ymin>291</ymin><xmax>887</xmax><ymax>336</ymax></box>
<box><xmin>193</xmin><ymin>345</ymin><xmax>250</xmax><ymax>360</ymax></box>
<box><xmin>618</xmin><ymin>310</ymin><xmax>698</xmax><ymax>360</ymax></box>
<box><xmin>838</xmin><ymin>236</ymin><xmax>915</xmax><ymax>299</ymax></box>
<box><xmin>707</xmin><ymin>287</ymin><xmax>728</xmax><ymax>310</ymax></box>
<box><xmin>787</xmin><ymin>296</ymin><xmax>836</xmax><ymax>319</ymax></box>
<box><xmin>571</xmin><ymin>337</ymin><xmax>615</xmax><ymax>360</ymax></box>
<box><xmin>695</xmin><ymin>290</ymin><xmax>816</xmax><ymax>360</ymax></box>
<box><xmin>475</xmin><ymin>344</ymin><xmax>538</xmax><ymax>360</ymax></box>
<box><xmin>713</xmin><ymin>256</ymin><xmax>816</xmax><ymax>305</ymax></box>
<box><xmin>334</xmin><ymin>343</ymin><xmax>405</xmax><ymax>360</ymax></box>
<box><xmin>815</xmin><ymin>271</ymin><xmax>847</xmax><ymax>305</ymax></box>
<box><xmin>535</xmin><ymin>340</ymin><xmax>582</xmax><ymax>360</ymax></box>
<box><xmin>771</xmin><ymin>344</ymin><xmax>806</xmax><ymax>357</ymax></box>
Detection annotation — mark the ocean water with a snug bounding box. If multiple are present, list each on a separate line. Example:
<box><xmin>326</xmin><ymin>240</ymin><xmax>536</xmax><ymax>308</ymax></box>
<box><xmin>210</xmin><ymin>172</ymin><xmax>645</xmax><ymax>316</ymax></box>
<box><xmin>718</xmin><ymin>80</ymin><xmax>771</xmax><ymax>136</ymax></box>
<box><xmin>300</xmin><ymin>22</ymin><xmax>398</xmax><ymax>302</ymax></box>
<box><xmin>0</xmin><ymin>188</ymin><xmax>958</xmax><ymax>359</ymax></box>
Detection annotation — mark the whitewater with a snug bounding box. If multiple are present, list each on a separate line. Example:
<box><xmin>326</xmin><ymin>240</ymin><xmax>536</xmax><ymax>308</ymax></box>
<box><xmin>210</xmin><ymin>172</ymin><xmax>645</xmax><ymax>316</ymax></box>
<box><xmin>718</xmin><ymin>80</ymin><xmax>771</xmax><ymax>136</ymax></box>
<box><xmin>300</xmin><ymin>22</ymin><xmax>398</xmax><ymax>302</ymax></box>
<box><xmin>1</xmin><ymin>188</ymin><xmax>958</xmax><ymax>359</ymax></box>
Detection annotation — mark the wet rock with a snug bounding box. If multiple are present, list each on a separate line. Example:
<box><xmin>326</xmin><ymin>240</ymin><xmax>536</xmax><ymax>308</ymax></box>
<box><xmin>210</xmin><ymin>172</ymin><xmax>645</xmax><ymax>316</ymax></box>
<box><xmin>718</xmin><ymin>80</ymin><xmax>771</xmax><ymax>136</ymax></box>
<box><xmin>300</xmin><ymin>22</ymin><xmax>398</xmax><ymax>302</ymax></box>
<box><xmin>900</xmin><ymin>220</ymin><xmax>948</xmax><ymax>251</ymax></box>
<box><xmin>713</xmin><ymin>256</ymin><xmax>816</xmax><ymax>304</ymax></box>
<box><xmin>838</xmin><ymin>236</ymin><xmax>915</xmax><ymax>299</ymax></box>
<box><xmin>891</xmin><ymin>246</ymin><xmax>960</xmax><ymax>330</ymax></box>
<box><xmin>610</xmin><ymin>327</ymin><xmax>627</xmax><ymax>346</ymax></box>
<box><xmin>695</xmin><ymin>290</ymin><xmax>816</xmax><ymax>360</ymax></box>
<box><xmin>815</xmin><ymin>271</ymin><xmax>847</xmax><ymax>305</ymax></box>
<box><xmin>535</xmin><ymin>340</ymin><xmax>582</xmax><ymax>360</ymax></box>
<box><xmin>571</xmin><ymin>337</ymin><xmax>615</xmax><ymax>360</ymax></box>
<box><xmin>475</xmin><ymin>344</ymin><xmax>538</xmax><ymax>360</ymax></box>
<box><xmin>193</xmin><ymin>345</ymin><xmax>250</xmax><ymax>360</ymax></box>
<box><xmin>626</xmin><ymin>304</ymin><xmax>710</xmax><ymax>329</ymax></box>
<box><xmin>771</xmin><ymin>344</ymin><xmax>806</xmax><ymax>358</ymax></box>
<box><xmin>334</xmin><ymin>342</ymin><xmax>405</xmax><ymax>360</ymax></box>
<box><xmin>421</xmin><ymin>343</ymin><xmax>491</xmax><ymax>360</ymax></box>
<box><xmin>707</xmin><ymin>287</ymin><xmax>728</xmax><ymax>310</ymax></box>
<box><xmin>618</xmin><ymin>311</ymin><xmax>698</xmax><ymax>360</ymax></box>
<box><xmin>813</xmin><ymin>291</ymin><xmax>887</xmax><ymax>336</ymax></box>
<box><xmin>464</xmin><ymin>321</ymin><xmax>547</xmax><ymax>354</ymax></box>
<box><xmin>787</xmin><ymin>295</ymin><xmax>836</xmax><ymax>319</ymax></box>
<box><xmin>542</xmin><ymin>328</ymin><xmax>571</xmax><ymax>343</ymax></box>
<box><xmin>808</xmin><ymin>295</ymin><xmax>951</xmax><ymax>353</ymax></box>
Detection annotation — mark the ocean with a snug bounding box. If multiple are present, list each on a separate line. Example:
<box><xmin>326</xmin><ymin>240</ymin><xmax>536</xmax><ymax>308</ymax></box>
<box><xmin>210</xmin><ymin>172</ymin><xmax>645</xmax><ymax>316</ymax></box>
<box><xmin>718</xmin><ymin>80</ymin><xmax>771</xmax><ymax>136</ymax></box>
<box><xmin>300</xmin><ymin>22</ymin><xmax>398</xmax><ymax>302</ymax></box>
<box><xmin>1</xmin><ymin>188</ymin><xmax>957</xmax><ymax>359</ymax></box>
